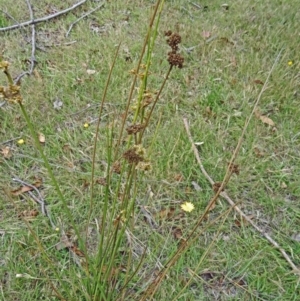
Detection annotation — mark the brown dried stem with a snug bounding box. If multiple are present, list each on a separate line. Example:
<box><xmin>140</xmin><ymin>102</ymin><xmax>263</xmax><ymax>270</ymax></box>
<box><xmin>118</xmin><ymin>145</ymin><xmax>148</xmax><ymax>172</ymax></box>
<box><xmin>205</xmin><ymin>49</ymin><xmax>283</xmax><ymax>211</ymax></box>
<box><xmin>183</xmin><ymin>118</ymin><xmax>300</xmax><ymax>274</ymax></box>
<box><xmin>0</xmin><ymin>0</ymin><xmax>87</xmax><ymax>32</ymax></box>
<box><xmin>14</xmin><ymin>0</ymin><xmax>37</xmax><ymax>83</ymax></box>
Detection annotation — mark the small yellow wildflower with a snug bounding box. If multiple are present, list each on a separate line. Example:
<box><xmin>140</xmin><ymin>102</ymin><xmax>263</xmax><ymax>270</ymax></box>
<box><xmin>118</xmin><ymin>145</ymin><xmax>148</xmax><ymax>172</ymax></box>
<box><xmin>17</xmin><ymin>139</ymin><xmax>25</xmax><ymax>145</ymax></box>
<box><xmin>55</xmin><ymin>227</ymin><xmax>60</xmax><ymax>232</ymax></box>
<box><xmin>181</xmin><ymin>202</ymin><xmax>195</xmax><ymax>212</ymax></box>
<box><xmin>83</xmin><ymin>123</ymin><xmax>89</xmax><ymax>128</ymax></box>
<box><xmin>288</xmin><ymin>61</ymin><xmax>293</xmax><ymax>66</ymax></box>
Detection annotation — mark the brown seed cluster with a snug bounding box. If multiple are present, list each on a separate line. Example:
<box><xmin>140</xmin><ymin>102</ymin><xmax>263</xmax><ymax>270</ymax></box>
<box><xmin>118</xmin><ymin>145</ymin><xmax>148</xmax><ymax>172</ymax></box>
<box><xmin>212</xmin><ymin>182</ymin><xmax>224</xmax><ymax>193</ymax></box>
<box><xmin>165</xmin><ymin>31</ymin><xmax>184</xmax><ymax>68</ymax></box>
<box><xmin>112</xmin><ymin>161</ymin><xmax>121</xmax><ymax>174</ymax></box>
<box><xmin>166</xmin><ymin>32</ymin><xmax>181</xmax><ymax>52</ymax></box>
<box><xmin>228</xmin><ymin>163</ymin><xmax>240</xmax><ymax>175</ymax></box>
<box><xmin>0</xmin><ymin>84</ymin><xmax>22</xmax><ymax>104</ymax></box>
<box><xmin>0</xmin><ymin>60</ymin><xmax>23</xmax><ymax>104</ymax></box>
<box><xmin>167</xmin><ymin>52</ymin><xmax>184</xmax><ymax>69</ymax></box>
<box><xmin>123</xmin><ymin>148</ymin><xmax>144</xmax><ymax>164</ymax></box>
<box><xmin>96</xmin><ymin>177</ymin><xmax>107</xmax><ymax>186</ymax></box>
<box><xmin>123</xmin><ymin>145</ymin><xmax>152</xmax><ymax>171</ymax></box>
<box><xmin>126</xmin><ymin>123</ymin><xmax>145</xmax><ymax>135</ymax></box>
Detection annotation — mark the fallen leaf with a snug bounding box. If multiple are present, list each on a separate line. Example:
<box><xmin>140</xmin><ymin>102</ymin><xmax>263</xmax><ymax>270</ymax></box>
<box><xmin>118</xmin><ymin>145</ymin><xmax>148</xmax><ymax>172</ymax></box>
<box><xmin>56</xmin><ymin>231</ymin><xmax>85</xmax><ymax>258</ymax></box>
<box><xmin>69</xmin><ymin>245</ymin><xmax>85</xmax><ymax>257</ymax></box>
<box><xmin>1</xmin><ymin>146</ymin><xmax>12</xmax><ymax>159</ymax></box>
<box><xmin>86</xmin><ymin>69</ymin><xmax>96</xmax><ymax>75</ymax></box>
<box><xmin>172</xmin><ymin>226</ymin><xmax>183</xmax><ymax>240</ymax></box>
<box><xmin>53</xmin><ymin>98</ymin><xmax>63</xmax><ymax>110</ymax></box>
<box><xmin>202</xmin><ymin>30</ymin><xmax>211</xmax><ymax>38</ymax></box>
<box><xmin>11</xmin><ymin>185</ymin><xmax>34</xmax><ymax>196</ymax></box>
<box><xmin>18</xmin><ymin>209</ymin><xmax>39</xmax><ymax>221</ymax></box>
<box><xmin>140</xmin><ymin>206</ymin><xmax>158</xmax><ymax>228</ymax></box>
<box><xmin>11</xmin><ymin>180</ymin><xmax>42</xmax><ymax>196</ymax></box>
<box><xmin>39</xmin><ymin>133</ymin><xmax>45</xmax><ymax>144</ymax></box>
<box><xmin>260</xmin><ymin>115</ymin><xmax>275</xmax><ymax>126</ymax></box>
<box><xmin>56</xmin><ymin>233</ymin><xmax>73</xmax><ymax>250</ymax></box>
<box><xmin>254</xmin><ymin>79</ymin><xmax>264</xmax><ymax>85</ymax></box>
<box><xmin>156</xmin><ymin>207</ymin><xmax>176</xmax><ymax>220</ymax></box>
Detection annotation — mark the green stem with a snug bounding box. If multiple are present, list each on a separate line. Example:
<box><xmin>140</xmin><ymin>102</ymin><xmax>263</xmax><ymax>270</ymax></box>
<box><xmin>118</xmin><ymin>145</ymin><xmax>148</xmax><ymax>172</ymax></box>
<box><xmin>18</xmin><ymin>102</ymin><xmax>89</xmax><ymax>272</ymax></box>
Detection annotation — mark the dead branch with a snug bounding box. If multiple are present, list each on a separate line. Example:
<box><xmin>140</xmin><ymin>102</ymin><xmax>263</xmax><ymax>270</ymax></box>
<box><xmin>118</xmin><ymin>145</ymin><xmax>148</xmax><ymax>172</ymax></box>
<box><xmin>183</xmin><ymin>118</ymin><xmax>300</xmax><ymax>274</ymax></box>
<box><xmin>0</xmin><ymin>0</ymin><xmax>88</xmax><ymax>32</ymax></box>
<box><xmin>14</xmin><ymin>0</ymin><xmax>37</xmax><ymax>83</ymax></box>
<box><xmin>66</xmin><ymin>2</ymin><xmax>105</xmax><ymax>37</ymax></box>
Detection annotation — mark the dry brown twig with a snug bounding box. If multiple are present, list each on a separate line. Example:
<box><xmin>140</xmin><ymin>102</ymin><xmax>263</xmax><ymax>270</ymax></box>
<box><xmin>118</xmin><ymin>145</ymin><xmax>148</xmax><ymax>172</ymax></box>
<box><xmin>66</xmin><ymin>1</ymin><xmax>105</xmax><ymax>37</ymax></box>
<box><xmin>14</xmin><ymin>0</ymin><xmax>37</xmax><ymax>83</ymax></box>
<box><xmin>0</xmin><ymin>0</ymin><xmax>88</xmax><ymax>32</ymax></box>
<box><xmin>183</xmin><ymin>49</ymin><xmax>300</xmax><ymax>274</ymax></box>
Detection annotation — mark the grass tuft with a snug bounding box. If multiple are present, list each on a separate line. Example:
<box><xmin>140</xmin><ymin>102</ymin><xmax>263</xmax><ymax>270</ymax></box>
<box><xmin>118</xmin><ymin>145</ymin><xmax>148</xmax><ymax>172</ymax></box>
<box><xmin>1</xmin><ymin>0</ymin><xmax>300</xmax><ymax>300</ymax></box>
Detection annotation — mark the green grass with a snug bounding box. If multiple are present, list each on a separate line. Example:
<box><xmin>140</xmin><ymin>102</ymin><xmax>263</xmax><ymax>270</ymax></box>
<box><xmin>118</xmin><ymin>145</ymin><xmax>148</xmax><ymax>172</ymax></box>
<box><xmin>1</xmin><ymin>0</ymin><xmax>300</xmax><ymax>300</ymax></box>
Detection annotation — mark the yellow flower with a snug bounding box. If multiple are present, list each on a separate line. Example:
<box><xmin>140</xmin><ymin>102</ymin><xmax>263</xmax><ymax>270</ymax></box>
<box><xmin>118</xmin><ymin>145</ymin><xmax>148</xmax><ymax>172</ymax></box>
<box><xmin>17</xmin><ymin>139</ymin><xmax>25</xmax><ymax>145</ymax></box>
<box><xmin>181</xmin><ymin>202</ymin><xmax>195</xmax><ymax>212</ymax></box>
<box><xmin>288</xmin><ymin>61</ymin><xmax>293</xmax><ymax>66</ymax></box>
<box><xmin>83</xmin><ymin>123</ymin><xmax>89</xmax><ymax>128</ymax></box>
